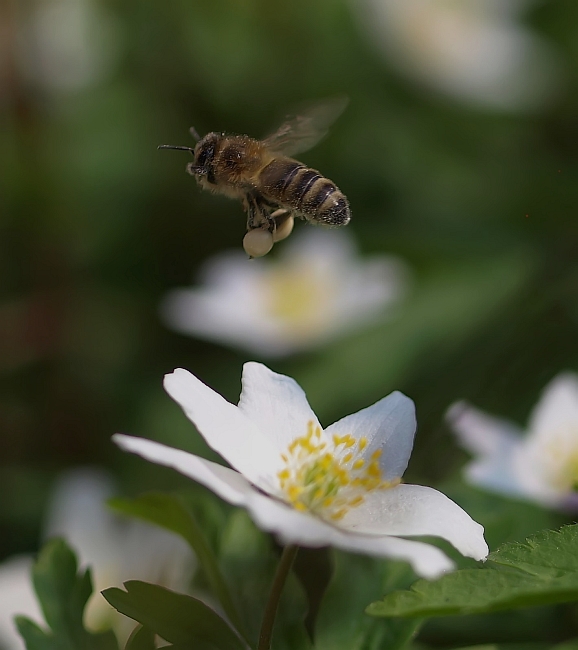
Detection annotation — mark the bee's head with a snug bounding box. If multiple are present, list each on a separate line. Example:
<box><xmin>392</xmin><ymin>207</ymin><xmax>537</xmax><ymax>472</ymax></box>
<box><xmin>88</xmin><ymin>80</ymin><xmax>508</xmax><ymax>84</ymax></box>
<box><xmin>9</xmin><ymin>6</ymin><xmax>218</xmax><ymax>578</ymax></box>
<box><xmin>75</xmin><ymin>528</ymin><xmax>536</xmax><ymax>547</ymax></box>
<box><xmin>157</xmin><ymin>129</ymin><xmax>220</xmax><ymax>184</ymax></box>
<box><xmin>189</xmin><ymin>132</ymin><xmax>220</xmax><ymax>182</ymax></box>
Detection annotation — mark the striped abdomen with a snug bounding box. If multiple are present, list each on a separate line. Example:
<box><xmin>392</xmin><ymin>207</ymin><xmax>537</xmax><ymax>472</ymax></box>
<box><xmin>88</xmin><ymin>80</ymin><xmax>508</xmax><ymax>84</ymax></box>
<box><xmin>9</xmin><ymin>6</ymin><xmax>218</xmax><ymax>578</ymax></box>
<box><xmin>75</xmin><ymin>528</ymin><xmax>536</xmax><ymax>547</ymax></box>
<box><xmin>259</xmin><ymin>158</ymin><xmax>351</xmax><ymax>226</ymax></box>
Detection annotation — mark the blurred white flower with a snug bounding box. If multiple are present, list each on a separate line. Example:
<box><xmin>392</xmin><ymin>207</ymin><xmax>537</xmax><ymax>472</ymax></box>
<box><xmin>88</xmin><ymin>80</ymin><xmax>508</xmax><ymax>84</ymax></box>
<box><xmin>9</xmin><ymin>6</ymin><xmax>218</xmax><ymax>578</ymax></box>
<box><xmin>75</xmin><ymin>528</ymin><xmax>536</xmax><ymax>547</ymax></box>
<box><xmin>0</xmin><ymin>469</ymin><xmax>193</xmax><ymax>650</ymax></box>
<box><xmin>448</xmin><ymin>373</ymin><xmax>578</xmax><ymax>509</ymax></box>
<box><xmin>115</xmin><ymin>363</ymin><xmax>488</xmax><ymax>579</ymax></box>
<box><xmin>351</xmin><ymin>0</ymin><xmax>560</xmax><ymax>110</ymax></box>
<box><xmin>161</xmin><ymin>229</ymin><xmax>408</xmax><ymax>357</ymax></box>
<box><xmin>14</xmin><ymin>0</ymin><xmax>120</xmax><ymax>93</ymax></box>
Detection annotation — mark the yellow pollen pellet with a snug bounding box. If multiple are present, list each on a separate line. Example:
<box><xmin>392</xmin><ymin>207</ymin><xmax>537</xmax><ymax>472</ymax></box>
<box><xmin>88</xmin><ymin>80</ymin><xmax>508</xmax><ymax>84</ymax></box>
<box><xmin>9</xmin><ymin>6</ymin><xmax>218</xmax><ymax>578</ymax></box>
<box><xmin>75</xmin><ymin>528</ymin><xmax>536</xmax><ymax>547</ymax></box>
<box><xmin>323</xmin><ymin>497</ymin><xmax>334</xmax><ymax>507</ymax></box>
<box><xmin>349</xmin><ymin>496</ymin><xmax>364</xmax><ymax>506</ymax></box>
<box><xmin>294</xmin><ymin>502</ymin><xmax>307</xmax><ymax>511</ymax></box>
<box><xmin>353</xmin><ymin>459</ymin><xmax>365</xmax><ymax>470</ymax></box>
<box><xmin>278</xmin><ymin>469</ymin><xmax>290</xmax><ymax>480</ymax></box>
<box><xmin>358</xmin><ymin>438</ymin><xmax>368</xmax><ymax>451</ymax></box>
<box><xmin>343</xmin><ymin>453</ymin><xmax>353</xmax><ymax>463</ymax></box>
<box><xmin>371</xmin><ymin>449</ymin><xmax>382</xmax><ymax>460</ymax></box>
<box><xmin>331</xmin><ymin>509</ymin><xmax>347</xmax><ymax>520</ymax></box>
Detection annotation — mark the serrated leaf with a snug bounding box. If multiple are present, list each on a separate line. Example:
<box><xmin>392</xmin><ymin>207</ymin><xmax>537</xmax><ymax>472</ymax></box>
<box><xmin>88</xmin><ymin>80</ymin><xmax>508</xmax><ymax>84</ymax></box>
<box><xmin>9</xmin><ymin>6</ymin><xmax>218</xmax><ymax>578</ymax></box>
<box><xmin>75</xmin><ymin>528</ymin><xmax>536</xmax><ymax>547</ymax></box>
<box><xmin>109</xmin><ymin>492</ymin><xmax>248</xmax><ymax>643</ymax></box>
<box><xmin>367</xmin><ymin>525</ymin><xmax>578</xmax><ymax>619</ymax></box>
<box><xmin>15</xmin><ymin>539</ymin><xmax>119</xmax><ymax>650</ymax></box>
<box><xmin>14</xmin><ymin>617</ymin><xmax>57</xmax><ymax>650</ymax></box>
<box><xmin>102</xmin><ymin>580</ymin><xmax>246</xmax><ymax>650</ymax></box>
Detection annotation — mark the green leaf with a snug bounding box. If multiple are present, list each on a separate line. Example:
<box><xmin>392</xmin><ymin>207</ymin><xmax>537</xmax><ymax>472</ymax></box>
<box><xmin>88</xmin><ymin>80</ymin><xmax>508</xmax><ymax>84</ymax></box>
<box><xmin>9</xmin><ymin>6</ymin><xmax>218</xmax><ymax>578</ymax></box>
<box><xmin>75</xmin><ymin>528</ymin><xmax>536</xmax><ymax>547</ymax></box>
<box><xmin>124</xmin><ymin>626</ymin><xmax>156</xmax><ymax>650</ymax></box>
<box><xmin>109</xmin><ymin>492</ymin><xmax>248</xmax><ymax>643</ymax></box>
<box><xmin>102</xmin><ymin>580</ymin><xmax>246</xmax><ymax>650</ymax></box>
<box><xmin>367</xmin><ymin>525</ymin><xmax>578</xmax><ymax>619</ymax></box>
<box><xmin>314</xmin><ymin>552</ymin><xmax>421</xmax><ymax>650</ymax></box>
<box><xmin>15</xmin><ymin>538</ymin><xmax>119</xmax><ymax>650</ymax></box>
<box><xmin>293</xmin><ymin>547</ymin><xmax>333</xmax><ymax>639</ymax></box>
<box><xmin>14</xmin><ymin>617</ymin><xmax>58</xmax><ymax>650</ymax></box>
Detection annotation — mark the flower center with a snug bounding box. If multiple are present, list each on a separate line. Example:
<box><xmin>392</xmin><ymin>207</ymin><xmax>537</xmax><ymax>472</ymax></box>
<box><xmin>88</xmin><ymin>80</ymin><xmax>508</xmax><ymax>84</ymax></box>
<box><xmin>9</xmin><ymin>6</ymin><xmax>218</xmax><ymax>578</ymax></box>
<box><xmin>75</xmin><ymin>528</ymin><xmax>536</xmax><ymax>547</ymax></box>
<box><xmin>544</xmin><ymin>436</ymin><xmax>578</xmax><ymax>492</ymax></box>
<box><xmin>276</xmin><ymin>421</ymin><xmax>399</xmax><ymax>521</ymax></box>
<box><xmin>264</xmin><ymin>266</ymin><xmax>330</xmax><ymax>330</ymax></box>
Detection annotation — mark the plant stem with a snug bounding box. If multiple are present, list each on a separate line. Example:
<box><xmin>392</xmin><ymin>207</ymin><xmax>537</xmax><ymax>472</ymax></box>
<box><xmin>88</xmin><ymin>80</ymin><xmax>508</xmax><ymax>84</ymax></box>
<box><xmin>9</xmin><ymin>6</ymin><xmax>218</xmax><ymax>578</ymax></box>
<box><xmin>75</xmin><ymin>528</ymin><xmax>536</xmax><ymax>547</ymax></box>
<box><xmin>258</xmin><ymin>545</ymin><xmax>299</xmax><ymax>650</ymax></box>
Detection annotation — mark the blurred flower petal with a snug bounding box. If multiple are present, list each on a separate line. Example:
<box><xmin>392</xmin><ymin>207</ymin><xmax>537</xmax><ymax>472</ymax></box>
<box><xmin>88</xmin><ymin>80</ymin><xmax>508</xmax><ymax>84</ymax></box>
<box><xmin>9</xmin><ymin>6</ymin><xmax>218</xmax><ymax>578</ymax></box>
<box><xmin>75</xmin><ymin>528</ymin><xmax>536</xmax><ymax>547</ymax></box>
<box><xmin>161</xmin><ymin>229</ymin><xmax>408</xmax><ymax>357</ymax></box>
<box><xmin>448</xmin><ymin>373</ymin><xmax>578</xmax><ymax>509</ymax></box>
<box><xmin>0</xmin><ymin>556</ymin><xmax>39</xmax><ymax>650</ymax></box>
<box><xmin>352</xmin><ymin>0</ymin><xmax>560</xmax><ymax>110</ymax></box>
<box><xmin>0</xmin><ymin>468</ymin><xmax>194</xmax><ymax>646</ymax></box>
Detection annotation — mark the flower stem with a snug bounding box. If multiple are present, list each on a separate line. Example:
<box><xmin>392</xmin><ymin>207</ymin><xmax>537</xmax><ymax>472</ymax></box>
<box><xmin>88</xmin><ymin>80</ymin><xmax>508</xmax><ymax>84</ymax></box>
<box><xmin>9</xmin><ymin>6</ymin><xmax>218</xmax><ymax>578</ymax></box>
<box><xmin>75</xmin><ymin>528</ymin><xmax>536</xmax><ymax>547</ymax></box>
<box><xmin>258</xmin><ymin>544</ymin><xmax>299</xmax><ymax>650</ymax></box>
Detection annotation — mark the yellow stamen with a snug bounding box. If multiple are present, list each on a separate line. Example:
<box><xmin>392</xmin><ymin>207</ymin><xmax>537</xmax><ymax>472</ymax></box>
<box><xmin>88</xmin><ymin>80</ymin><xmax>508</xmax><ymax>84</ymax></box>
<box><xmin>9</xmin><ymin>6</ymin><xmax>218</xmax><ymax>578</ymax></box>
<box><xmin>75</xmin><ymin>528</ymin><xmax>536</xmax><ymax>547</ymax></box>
<box><xmin>276</xmin><ymin>420</ymin><xmax>398</xmax><ymax>523</ymax></box>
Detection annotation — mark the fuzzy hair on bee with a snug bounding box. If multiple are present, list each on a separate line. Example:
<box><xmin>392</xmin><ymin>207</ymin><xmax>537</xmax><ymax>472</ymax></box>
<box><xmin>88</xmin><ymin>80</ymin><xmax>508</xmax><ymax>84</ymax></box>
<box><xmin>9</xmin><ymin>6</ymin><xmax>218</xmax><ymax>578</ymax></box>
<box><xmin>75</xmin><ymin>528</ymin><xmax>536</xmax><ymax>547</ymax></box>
<box><xmin>159</xmin><ymin>97</ymin><xmax>351</xmax><ymax>257</ymax></box>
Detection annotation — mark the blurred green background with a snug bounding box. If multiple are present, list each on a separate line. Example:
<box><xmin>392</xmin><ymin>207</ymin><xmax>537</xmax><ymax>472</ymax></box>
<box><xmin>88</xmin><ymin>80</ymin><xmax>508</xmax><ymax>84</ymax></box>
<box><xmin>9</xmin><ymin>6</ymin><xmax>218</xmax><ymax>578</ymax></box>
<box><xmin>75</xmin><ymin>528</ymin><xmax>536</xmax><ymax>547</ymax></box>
<box><xmin>2</xmin><ymin>0</ymin><xmax>578</xmax><ymax>644</ymax></box>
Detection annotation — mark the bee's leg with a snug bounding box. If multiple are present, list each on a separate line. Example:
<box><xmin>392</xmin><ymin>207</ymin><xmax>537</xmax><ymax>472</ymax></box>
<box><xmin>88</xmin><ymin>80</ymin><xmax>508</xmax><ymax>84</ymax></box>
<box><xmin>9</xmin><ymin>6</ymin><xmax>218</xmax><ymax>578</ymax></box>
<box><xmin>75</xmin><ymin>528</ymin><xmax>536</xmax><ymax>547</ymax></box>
<box><xmin>245</xmin><ymin>192</ymin><xmax>273</xmax><ymax>231</ymax></box>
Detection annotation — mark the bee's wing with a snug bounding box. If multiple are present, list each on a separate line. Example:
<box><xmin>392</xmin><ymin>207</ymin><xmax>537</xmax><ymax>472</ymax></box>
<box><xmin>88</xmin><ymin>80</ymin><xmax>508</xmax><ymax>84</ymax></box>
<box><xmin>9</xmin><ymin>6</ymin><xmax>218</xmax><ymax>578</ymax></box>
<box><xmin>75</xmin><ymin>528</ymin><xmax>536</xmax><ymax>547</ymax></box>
<box><xmin>262</xmin><ymin>96</ymin><xmax>348</xmax><ymax>157</ymax></box>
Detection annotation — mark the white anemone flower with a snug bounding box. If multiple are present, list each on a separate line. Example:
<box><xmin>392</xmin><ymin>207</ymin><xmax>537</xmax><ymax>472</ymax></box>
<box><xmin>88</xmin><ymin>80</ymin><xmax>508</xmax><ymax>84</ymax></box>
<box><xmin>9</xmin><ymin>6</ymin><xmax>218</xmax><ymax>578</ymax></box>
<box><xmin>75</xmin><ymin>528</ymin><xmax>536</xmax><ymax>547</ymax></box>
<box><xmin>114</xmin><ymin>363</ymin><xmax>488</xmax><ymax>580</ymax></box>
<box><xmin>160</xmin><ymin>229</ymin><xmax>407</xmax><ymax>357</ymax></box>
<box><xmin>351</xmin><ymin>0</ymin><xmax>559</xmax><ymax>110</ymax></box>
<box><xmin>448</xmin><ymin>373</ymin><xmax>578</xmax><ymax>510</ymax></box>
<box><xmin>14</xmin><ymin>0</ymin><xmax>120</xmax><ymax>93</ymax></box>
<box><xmin>0</xmin><ymin>469</ymin><xmax>193</xmax><ymax>650</ymax></box>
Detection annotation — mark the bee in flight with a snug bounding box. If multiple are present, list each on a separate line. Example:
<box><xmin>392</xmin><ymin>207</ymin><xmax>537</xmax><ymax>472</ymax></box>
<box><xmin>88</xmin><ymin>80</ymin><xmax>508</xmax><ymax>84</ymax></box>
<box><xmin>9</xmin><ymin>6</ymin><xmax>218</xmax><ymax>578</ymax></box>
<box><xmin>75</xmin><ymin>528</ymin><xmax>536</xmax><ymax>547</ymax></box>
<box><xmin>159</xmin><ymin>97</ymin><xmax>351</xmax><ymax>257</ymax></box>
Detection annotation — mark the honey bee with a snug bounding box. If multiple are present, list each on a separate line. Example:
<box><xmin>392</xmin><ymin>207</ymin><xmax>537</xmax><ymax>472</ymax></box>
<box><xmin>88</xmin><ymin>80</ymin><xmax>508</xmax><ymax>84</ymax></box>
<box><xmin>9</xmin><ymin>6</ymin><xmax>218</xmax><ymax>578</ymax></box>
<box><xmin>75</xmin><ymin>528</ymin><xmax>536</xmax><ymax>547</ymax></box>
<box><xmin>159</xmin><ymin>98</ymin><xmax>351</xmax><ymax>256</ymax></box>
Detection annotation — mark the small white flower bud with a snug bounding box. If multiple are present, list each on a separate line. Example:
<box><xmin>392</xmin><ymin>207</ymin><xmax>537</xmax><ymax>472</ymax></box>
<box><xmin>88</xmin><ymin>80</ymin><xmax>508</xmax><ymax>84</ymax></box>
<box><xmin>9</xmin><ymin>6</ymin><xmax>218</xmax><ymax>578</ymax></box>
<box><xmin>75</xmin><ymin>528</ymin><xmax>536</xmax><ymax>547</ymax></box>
<box><xmin>272</xmin><ymin>213</ymin><xmax>294</xmax><ymax>242</ymax></box>
<box><xmin>243</xmin><ymin>229</ymin><xmax>274</xmax><ymax>258</ymax></box>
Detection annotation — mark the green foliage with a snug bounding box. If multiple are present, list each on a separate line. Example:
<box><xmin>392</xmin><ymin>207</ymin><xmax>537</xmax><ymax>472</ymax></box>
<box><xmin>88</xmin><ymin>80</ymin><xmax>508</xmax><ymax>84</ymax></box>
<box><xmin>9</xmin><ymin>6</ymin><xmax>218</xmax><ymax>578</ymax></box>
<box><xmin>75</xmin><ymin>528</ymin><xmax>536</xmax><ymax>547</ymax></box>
<box><xmin>313</xmin><ymin>552</ymin><xmax>420</xmax><ymax>650</ymax></box>
<box><xmin>367</xmin><ymin>525</ymin><xmax>578</xmax><ymax>619</ymax></box>
<box><xmin>15</xmin><ymin>539</ymin><xmax>119</xmax><ymax>650</ymax></box>
<box><xmin>124</xmin><ymin>626</ymin><xmax>156</xmax><ymax>650</ymax></box>
<box><xmin>102</xmin><ymin>581</ymin><xmax>245</xmax><ymax>650</ymax></box>
<box><xmin>109</xmin><ymin>492</ymin><xmax>249</xmax><ymax>643</ymax></box>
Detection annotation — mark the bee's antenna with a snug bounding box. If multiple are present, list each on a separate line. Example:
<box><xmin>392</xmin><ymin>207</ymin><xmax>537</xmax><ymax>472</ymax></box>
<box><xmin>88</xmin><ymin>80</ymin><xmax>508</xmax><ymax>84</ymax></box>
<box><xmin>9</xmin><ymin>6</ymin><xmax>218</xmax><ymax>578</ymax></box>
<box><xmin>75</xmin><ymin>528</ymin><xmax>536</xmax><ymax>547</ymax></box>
<box><xmin>157</xmin><ymin>144</ymin><xmax>195</xmax><ymax>154</ymax></box>
<box><xmin>189</xmin><ymin>126</ymin><xmax>201</xmax><ymax>141</ymax></box>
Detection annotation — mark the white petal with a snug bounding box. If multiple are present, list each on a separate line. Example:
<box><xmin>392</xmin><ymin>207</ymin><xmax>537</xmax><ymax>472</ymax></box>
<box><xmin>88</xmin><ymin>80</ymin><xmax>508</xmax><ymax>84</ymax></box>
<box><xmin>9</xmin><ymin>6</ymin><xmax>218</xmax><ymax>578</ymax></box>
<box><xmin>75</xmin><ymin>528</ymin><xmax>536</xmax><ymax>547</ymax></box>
<box><xmin>163</xmin><ymin>368</ymin><xmax>281</xmax><ymax>486</ymax></box>
<box><xmin>114</xmin><ymin>436</ymin><xmax>457</xmax><ymax>578</ymax></box>
<box><xmin>333</xmin><ymin>257</ymin><xmax>407</xmax><ymax>325</ymax></box>
<box><xmin>160</xmin><ymin>252</ymin><xmax>310</xmax><ymax>357</ymax></box>
<box><xmin>42</xmin><ymin>468</ymin><xmax>120</xmax><ymax>567</ymax></box>
<box><xmin>528</xmin><ymin>373</ymin><xmax>578</xmax><ymax>444</ymax></box>
<box><xmin>327</xmin><ymin>533</ymin><xmax>454</xmax><ymax>579</ymax></box>
<box><xmin>237</xmin><ymin>362</ymin><xmax>321</xmax><ymax>451</ymax></box>
<box><xmin>325</xmin><ymin>391</ymin><xmax>416</xmax><ymax>480</ymax></box>
<box><xmin>241</xmin><ymin>490</ymin><xmax>454</xmax><ymax>579</ymax></box>
<box><xmin>0</xmin><ymin>556</ymin><xmax>40</xmax><ymax>650</ymax></box>
<box><xmin>113</xmin><ymin>435</ymin><xmax>258</xmax><ymax>505</ymax></box>
<box><xmin>339</xmin><ymin>484</ymin><xmax>488</xmax><ymax>561</ymax></box>
<box><xmin>447</xmin><ymin>401</ymin><xmax>528</xmax><ymax>496</ymax></box>
<box><xmin>447</xmin><ymin>401</ymin><xmax>522</xmax><ymax>456</ymax></box>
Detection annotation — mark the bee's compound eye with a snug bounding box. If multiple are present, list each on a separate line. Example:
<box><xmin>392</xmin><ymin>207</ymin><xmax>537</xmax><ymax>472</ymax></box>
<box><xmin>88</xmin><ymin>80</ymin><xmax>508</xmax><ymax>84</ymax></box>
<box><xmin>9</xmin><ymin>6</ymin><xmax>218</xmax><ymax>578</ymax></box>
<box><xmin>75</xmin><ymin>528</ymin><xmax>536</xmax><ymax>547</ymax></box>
<box><xmin>243</xmin><ymin>229</ymin><xmax>274</xmax><ymax>258</ymax></box>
